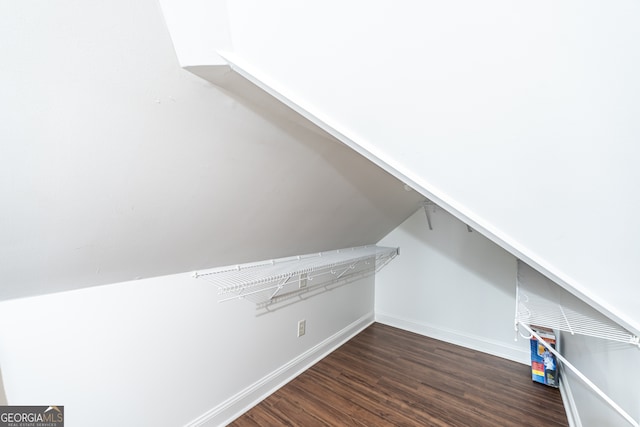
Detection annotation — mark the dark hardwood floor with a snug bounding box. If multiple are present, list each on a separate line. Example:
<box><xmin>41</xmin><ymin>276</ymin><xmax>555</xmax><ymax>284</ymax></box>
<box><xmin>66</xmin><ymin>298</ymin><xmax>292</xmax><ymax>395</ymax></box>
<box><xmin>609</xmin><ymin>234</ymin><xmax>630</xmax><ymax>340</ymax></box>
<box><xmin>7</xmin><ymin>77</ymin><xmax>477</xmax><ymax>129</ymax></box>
<box><xmin>231</xmin><ymin>323</ymin><xmax>568</xmax><ymax>426</ymax></box>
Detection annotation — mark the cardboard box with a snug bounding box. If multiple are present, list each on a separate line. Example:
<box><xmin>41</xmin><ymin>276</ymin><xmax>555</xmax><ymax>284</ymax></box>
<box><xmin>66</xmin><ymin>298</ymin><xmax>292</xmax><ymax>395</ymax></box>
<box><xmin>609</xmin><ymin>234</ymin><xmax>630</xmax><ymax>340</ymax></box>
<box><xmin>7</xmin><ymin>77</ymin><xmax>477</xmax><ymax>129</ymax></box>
<box><xmin>530</xmin><ymin>326</ymin><xmax>559</xmax><ymax>388</ymax></box>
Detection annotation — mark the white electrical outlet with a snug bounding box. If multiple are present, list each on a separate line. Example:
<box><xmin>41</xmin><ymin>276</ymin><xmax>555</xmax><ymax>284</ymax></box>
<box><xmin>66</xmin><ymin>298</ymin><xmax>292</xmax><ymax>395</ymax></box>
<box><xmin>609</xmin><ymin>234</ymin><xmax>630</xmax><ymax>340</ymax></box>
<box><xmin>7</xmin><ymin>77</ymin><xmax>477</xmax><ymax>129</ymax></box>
<box><xmin>297</xmin><ymin>319</ymin><xmax>306</xmax><ymax>337</ymax></box>
<box><xmin>299</xmin><ymin>273</ymin><xmax>308</xmax><ymax>289</ymax></box>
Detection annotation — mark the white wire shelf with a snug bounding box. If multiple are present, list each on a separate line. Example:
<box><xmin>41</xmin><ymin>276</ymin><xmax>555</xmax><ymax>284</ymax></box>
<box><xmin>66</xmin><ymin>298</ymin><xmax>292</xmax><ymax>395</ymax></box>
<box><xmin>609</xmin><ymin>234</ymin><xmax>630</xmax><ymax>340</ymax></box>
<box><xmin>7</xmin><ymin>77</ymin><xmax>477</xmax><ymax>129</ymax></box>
<box><xmin>515</xmin><ymin>260</ymin><xmax>639</xmax><ymax>426</ymax></box>
<box><xmin>515</xmin><ymin>260</ymin><xmax>639</xmax><ymax>346</ymax></box>
<box><xmin>193</xmin><ymin>245</ymin><xmax>399</xmax><ymax>306</ymax></box>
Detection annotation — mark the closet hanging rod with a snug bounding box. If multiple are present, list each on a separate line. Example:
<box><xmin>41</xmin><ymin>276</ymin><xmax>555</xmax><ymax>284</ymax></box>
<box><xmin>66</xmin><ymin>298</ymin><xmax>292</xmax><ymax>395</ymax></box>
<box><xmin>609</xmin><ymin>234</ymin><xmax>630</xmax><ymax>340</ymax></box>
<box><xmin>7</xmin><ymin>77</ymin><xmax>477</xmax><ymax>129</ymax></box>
<box><xmin>519</xmin><ymin>323</ymin><xmax>639</xmax><ymax>427</ymax></box>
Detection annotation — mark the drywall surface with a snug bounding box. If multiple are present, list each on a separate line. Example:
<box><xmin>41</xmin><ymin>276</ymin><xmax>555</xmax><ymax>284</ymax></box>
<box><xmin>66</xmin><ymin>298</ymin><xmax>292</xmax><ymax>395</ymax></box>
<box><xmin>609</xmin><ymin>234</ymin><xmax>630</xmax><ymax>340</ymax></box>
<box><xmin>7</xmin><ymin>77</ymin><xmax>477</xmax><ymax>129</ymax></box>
<box><xmin>157</xmin><ymin>0</ymin><xmax>231</xmax><ymax>67</ymax></box>
<box><xmin>0</xmin><ymin>271</ymin><xmax>374</xmax><ymax>426</ymax></box>
<box><xmin>221</xmin><ymin>0</ymin><xmax>640</xmax><ymax>336</ymax></box>
<box><xmin>0</xmin><ymin>0</ymin><xmax>421</xmax><ymax>299</ymax></box>
<box><xmin>518</xmin><ymin>262</ymin><xmax>639</xmax><ymax>426</ymax></box>
<box><xmin>375</xmin><ymin>207</ymin><xmax>528</xmax><ymax>363</ymax></box>
<box><xmin>561</xmin><ymin>333</ymin><xmax>640</xmax><ymax>427</ymax></box>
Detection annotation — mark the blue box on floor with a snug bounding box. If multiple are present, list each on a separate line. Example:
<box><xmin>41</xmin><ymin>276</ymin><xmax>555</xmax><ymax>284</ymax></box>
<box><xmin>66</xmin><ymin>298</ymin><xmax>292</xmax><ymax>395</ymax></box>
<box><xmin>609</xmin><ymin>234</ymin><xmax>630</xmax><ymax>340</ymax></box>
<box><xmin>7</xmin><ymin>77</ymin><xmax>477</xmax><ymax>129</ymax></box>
<box><xmin>530</xmin><ymin>327</ymin><xmax>559</xmax><ymax>388</ymax></box>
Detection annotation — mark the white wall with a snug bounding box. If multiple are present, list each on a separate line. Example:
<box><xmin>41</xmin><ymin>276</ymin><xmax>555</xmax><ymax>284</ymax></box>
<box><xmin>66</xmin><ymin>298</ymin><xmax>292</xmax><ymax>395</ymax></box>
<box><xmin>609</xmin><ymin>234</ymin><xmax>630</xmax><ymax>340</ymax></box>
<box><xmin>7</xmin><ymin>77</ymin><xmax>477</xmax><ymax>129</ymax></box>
<box><xmin>378</xmin><ymin>208</ymin><xmax>639</xmax><ymax>426</ymax></box>
<box><xmin>518</xmin><ymin>262</ymin><xmax>639</xmax><ymax>426</ymax></box>
<box><xmin>0</xmin><ymin>0</ymin><xmax>421</xmax><ymax>300</ymax></box>
<box><xmin>0</xmin><ymin>271</ymin><xmax>375</xmax><ymax>426</ymax></box>
<box><xmin>157</xmin><ymin>0</ymin><xmax>232</xmax><ymax>67</ymax></box>
<box><xmin>561</xmin><ymin>334</ymin><xmax>640</xmax><ymax>427</ymax></box>
<box><xmin>375</xmin><ymin>207</ymin><xmax>529</xmax><ymax>363</ymax></box>
<box><xmin>203</xmin><ymin>0</ymin><xmax>640</xmax><ymax>336</ymax></box>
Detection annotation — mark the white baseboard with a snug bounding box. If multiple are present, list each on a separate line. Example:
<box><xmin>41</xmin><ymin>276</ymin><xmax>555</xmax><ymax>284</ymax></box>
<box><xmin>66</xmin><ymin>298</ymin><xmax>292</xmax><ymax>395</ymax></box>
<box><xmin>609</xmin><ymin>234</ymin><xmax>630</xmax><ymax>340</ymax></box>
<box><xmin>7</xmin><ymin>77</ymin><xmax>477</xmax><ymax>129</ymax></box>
<box><xmin>559</xmin><ymin>365</ymin><xmax>582</xmax><ymax>427</ymax></box>
<box><xmin>184</xmin><ymin>312</ymin><xmax>374</xmax><ymax>427</ymax></box>
<box><xmin>375</xmin><ymin>312</ymin><xmax>530</xmax><ymax>365</ymax></box>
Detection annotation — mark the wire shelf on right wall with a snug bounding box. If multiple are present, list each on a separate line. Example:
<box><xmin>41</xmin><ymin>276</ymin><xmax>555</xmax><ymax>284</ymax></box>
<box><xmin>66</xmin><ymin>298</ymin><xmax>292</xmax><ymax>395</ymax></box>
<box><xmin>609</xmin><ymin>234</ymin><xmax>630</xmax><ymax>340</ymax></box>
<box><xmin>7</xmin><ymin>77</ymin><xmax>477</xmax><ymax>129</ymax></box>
<box><xmin>515</xmin><ymin>260</ymin><xmax>639</xmax><ymax>427</ymax></box>
<box><xmin>516</xmin><ymin>260</ymin><xmax>638</xmax><ymax>346</ymax></box>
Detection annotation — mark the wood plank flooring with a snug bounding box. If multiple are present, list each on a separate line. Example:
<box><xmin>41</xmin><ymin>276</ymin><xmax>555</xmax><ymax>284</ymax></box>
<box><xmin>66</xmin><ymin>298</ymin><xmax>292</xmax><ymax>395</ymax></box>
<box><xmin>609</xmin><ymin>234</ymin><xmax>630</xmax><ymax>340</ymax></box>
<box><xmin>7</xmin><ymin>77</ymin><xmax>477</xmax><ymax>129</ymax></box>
<box><xmin>231</xmin><ymin>323</ymin><xmax>568</xmax><ymax>426</ymax></box>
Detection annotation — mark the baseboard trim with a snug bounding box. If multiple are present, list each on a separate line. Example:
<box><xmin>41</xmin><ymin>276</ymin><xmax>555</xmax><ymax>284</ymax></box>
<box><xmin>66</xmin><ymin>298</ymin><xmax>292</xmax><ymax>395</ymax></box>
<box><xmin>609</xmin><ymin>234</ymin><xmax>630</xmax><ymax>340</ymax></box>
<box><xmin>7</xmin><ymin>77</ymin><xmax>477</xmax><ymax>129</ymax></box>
<box><xmin>375</xmin><ymin>312</ymin><xmax>529</xmax><ymax>365</ymax></box>
<box><xmin>559</xmin><ymin>365</ymin><xmax>582</xmax><ymax>427</ymax></box>
<box><xmin>184</xmin><ymin>312</ymin><xmax>374</xmax><ymax>427</ymax></box>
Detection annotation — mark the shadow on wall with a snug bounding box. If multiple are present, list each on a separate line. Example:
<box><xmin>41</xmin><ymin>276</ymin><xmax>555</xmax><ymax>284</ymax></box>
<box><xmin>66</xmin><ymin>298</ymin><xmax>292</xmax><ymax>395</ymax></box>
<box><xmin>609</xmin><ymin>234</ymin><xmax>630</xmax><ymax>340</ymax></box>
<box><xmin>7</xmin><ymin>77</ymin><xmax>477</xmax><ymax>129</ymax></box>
<box><xmin>376</xmin><ymin>201</ymin><xmax>527</xmax><ymax>362</ymax></box>
<box><xmin>0</xmin><ymin>367</ymin><xmax>8</xmax><ymax>405</ymax></box>
<box><xmin>255</xmin><ymin>274</ymin><xmax>371</xmax><ymax>317</ymax></box>
<box><xmin>560</xmin><ymin>331</ymin><xmax>640</xmax><ymax>427</ymax></box>
<box><xmin>414</xmin><ymin>204</ymin><xmax>517</xmax><ymax>300</ymax></box>
<box><xmin>188</xmin><ymin>69</ymin><xmax>425</xmax><ymax>237</ymax></box>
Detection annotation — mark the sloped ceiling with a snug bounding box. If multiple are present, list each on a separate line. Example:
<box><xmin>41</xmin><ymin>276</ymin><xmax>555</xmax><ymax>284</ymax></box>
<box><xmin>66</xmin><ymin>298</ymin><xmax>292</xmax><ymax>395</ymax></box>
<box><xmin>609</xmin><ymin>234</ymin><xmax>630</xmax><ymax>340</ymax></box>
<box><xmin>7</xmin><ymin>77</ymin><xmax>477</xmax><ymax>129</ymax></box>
<box><xmin>0</xmin><ymin>0</ymin><xmax>423</xmax><ymax>300</ymax></box>
<box><xmin>157</xmin><ymin>0</ymin><xmax>640</xmax><ymax>335</ymax></box>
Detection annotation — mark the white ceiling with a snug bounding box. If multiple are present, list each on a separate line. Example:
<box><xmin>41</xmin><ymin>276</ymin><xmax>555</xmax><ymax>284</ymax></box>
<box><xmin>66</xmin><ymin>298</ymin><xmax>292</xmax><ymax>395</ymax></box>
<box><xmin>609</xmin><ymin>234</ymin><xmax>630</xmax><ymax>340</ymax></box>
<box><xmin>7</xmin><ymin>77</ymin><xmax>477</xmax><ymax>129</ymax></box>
<box><xmin>0</xmin><ymin>0</ymin><xmax>422</xmax><ymax>300</ymax></box>
<box><xmin>202</xmin><ymin>0</ymin><xmax>640</xmax><ymax>335</ymax></box>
